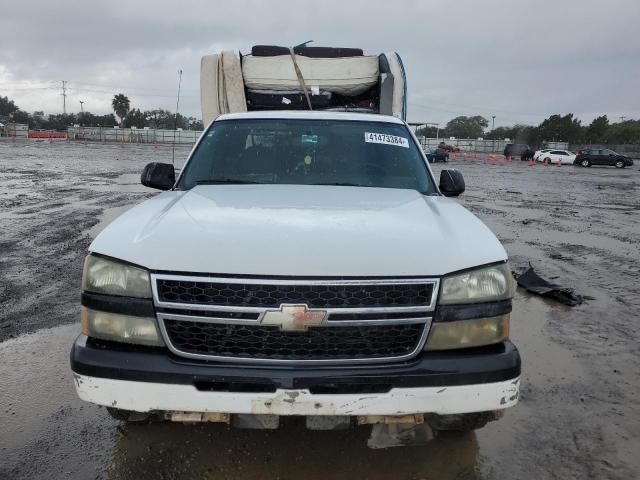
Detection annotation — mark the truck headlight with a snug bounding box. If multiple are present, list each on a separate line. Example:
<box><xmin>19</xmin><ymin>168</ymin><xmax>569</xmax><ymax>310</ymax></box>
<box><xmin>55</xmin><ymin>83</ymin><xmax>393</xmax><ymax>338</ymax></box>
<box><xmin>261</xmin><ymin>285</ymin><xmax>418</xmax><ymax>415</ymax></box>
<box><xmin>439</xmin><ymin>263</ymin><xmax>514</xmax><ymax>305</ymax></box>
<box><xmin>82</xmin><ymin>255</ymin><xmax>152</xmax><ymax>298</ymax></box>
<box><xmin>81</xmin><ymin>307</ymin><xmax>164</xmax><ymax>346</ymax></box>
<box><xmin>424</xmin><ymin>314</ymin><xmax>509</xmax><ymax>350</ymax></box>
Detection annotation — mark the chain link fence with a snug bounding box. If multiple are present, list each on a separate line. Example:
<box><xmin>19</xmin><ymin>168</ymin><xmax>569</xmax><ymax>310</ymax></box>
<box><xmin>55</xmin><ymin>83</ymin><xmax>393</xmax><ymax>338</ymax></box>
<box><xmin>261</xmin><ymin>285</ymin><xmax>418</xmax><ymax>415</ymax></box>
<box><xmin>67</xmin><ymin>126</ymin><xmax>201</xmax><ymax>144</ymax></box>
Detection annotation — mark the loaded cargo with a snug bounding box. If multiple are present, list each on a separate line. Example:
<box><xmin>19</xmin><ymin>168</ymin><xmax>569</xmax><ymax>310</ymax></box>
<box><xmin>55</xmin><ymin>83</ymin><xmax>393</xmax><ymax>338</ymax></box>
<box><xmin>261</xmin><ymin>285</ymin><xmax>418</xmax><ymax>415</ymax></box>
<box><xmin>200</xmin><ymin>44</ymin><xmax>407</xmax><ymax>124</ymax></box>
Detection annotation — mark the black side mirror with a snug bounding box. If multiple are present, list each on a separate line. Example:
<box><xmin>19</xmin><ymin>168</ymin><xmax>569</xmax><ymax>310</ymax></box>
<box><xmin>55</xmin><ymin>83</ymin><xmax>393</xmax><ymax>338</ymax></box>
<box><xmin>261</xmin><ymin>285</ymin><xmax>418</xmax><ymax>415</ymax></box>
<box><xmin>439</xmin><ymin>169</ymin><xmax>465</xmax><ymax>197</ymax></box>
<box><xmin>141</xmin><ymin>162</ymin><xmax>175</xmax><ymax>190</ymax></box>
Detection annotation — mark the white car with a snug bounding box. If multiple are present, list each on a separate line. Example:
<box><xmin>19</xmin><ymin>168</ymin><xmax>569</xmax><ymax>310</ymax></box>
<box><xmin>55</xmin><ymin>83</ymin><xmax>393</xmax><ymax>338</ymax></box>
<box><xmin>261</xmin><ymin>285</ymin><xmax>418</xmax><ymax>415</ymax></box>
<box><xmin>537</xmin><ymin>149</ymin><xmax>576</xmax><ymax>165</ymax></box>
<box><xmin>533</xmin><ymin>149</ymin><xmax>552</xmax><ymax>161</ymax></box>
<box><xmin>71</xmin><ymin>111</ymin><xmax>520</xmax><ymax>437</ymax></box>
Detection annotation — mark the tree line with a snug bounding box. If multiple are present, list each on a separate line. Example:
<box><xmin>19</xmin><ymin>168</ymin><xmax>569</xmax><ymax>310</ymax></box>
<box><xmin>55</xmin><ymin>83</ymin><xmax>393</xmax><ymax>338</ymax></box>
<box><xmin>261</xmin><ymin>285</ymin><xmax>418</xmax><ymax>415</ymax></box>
<box><xmin>1</xmin><ymin>94</ymin><xmax>203</xmax><ymax>131</ymax></box>
<box><xmin>416</xmin><ymin>113</ymin><xmax>640</xmax><ymax>146</ymax></box>
<box><xmin>3</xmin><ymin>93</ymin><xmax>638</xmax><ymax>143</ymax></box>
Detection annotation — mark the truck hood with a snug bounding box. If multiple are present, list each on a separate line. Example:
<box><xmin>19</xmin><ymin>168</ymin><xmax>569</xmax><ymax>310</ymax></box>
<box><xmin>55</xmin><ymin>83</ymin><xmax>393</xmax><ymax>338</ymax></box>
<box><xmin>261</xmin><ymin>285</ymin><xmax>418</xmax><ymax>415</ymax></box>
<box><xmin>90</xmin><ymin>185</ymin><xmax>507</xmax><ymax>277</ymax></box>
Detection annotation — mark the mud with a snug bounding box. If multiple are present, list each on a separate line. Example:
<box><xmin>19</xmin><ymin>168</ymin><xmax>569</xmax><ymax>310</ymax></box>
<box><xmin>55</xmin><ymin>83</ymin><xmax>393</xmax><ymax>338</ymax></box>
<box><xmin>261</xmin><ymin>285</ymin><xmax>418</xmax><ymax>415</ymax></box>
<box><xmin>1</xmin><ymin>142</ymin><xmax>639</xmax><ymax>479</ymax></box>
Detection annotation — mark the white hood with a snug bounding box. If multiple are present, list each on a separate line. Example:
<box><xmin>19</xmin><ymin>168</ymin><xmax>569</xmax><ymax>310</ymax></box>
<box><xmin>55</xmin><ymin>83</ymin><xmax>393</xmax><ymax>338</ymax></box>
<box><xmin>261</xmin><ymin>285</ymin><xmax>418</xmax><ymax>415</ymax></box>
<box><xmin>90</xmin><ymin>185</ymin><xmax>507</xmax><ymax>277</ymax></box>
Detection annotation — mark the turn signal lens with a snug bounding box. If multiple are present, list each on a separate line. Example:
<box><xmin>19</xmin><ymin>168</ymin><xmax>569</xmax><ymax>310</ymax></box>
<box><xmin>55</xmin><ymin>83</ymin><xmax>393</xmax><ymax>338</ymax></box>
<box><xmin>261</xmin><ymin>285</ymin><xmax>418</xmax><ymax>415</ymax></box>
<box><xmin>81</xmin><ymin>307</ymin><xmax>164</xmax><ymax>346</ymax></box>
<box><xmin>424</xmin><ymin>314</ymin><xmax>510</xmax><ymax>351</ymax></box>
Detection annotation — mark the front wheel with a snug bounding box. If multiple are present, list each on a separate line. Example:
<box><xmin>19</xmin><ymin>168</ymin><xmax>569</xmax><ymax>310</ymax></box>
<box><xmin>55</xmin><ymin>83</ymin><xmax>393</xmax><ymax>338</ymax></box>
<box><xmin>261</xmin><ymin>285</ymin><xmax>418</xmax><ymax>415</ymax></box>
<box><xmin>615</xmin><ymin>160</ymin><xmax>625</xmax><ymax>168</ymax></box>
<box><xmin>580</xmin><ymin>159</ymin><xmax>591</xmax><ymax>167</ymax></box>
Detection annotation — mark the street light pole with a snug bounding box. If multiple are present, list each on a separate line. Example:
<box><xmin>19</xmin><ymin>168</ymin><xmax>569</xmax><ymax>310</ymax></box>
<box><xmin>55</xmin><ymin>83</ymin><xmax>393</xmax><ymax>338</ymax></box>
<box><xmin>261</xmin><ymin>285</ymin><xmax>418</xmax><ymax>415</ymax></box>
<box><xmin>492</xmin><ymin>115</ymin><xmax>496</xmax><ymax>130</ymax></box>
<box><xmin>423</xmin><ymin>122</ymin><xmax>439</xmax><ymax>144</ymax></box>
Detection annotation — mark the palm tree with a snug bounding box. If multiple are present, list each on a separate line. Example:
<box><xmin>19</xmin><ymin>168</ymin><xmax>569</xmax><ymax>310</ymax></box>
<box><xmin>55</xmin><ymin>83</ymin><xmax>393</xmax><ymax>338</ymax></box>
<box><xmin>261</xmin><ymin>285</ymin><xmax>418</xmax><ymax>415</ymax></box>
<box><xmin>111</xmin><ymin>94</ymin><xmax>130</xmax><ymax>126</ymax></box>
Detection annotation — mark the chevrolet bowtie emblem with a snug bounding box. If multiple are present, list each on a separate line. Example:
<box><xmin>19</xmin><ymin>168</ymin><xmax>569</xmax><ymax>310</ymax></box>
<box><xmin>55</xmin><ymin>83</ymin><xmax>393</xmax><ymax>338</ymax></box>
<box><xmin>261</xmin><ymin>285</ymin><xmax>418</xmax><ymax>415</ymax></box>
<box><xmin>261</xmin><ymin>304</ymin><xmax>328</xmax><ymax>332</ymax></box>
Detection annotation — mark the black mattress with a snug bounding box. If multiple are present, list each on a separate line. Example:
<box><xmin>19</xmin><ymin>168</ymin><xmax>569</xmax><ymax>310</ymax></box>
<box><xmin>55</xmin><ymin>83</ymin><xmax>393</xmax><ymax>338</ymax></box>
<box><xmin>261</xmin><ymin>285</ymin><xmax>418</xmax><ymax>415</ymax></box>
<box><xmin>251</xmin><ymin>45</ymin><xmax>364</xmax><ymax>58</ymax></box>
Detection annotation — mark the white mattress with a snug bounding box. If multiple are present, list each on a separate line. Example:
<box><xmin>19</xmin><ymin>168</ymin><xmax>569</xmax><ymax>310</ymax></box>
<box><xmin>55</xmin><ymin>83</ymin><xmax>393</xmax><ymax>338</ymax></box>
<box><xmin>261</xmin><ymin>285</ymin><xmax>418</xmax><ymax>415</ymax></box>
<box><xmin>242</xmin><ymin>55</ymin><xmax>379</xmax><ymax>96</ymax></box>
<box><xmin>383</xmin><ymin>52</ymin><xmax>405</xmax><ymax>120</ymax></box>
<box><xmin>200</xmin><ymin>54</ymin><xmax>221</xmax><ymax>126</ymax></box>
<box><xmin>200</xmin><ymin>52</ymin><xmax>247</xmax><ymax>126</ymax></box>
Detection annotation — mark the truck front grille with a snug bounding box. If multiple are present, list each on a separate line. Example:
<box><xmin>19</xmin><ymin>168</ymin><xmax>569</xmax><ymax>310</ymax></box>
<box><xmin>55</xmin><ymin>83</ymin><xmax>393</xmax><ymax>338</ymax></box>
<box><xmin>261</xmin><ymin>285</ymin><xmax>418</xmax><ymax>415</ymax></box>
<box><xmin>163</xmin><ymin>320</ymin><xmax>425</xmax><ymax>361</ymax></box>
<box><xmin>152</xmin><ymin>274</ymin><xmax>439</xmax><ymax>365</ymax></box>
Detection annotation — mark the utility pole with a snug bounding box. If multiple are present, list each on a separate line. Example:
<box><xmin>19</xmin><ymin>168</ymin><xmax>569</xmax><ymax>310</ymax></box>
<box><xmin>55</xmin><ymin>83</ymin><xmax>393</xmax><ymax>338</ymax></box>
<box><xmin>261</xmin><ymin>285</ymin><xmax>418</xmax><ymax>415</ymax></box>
<box><xmin>61</xmin><ymin>80</ymin><xmax>67</xmax><ymax>114</ymax></box>
<box><xmin>79</xmin><ymin>101</ymin><xmax>85</xmax><ymax>136</ymax></box>
<box><xmin>492</xmin><ymin>115</ymin><xmax>496</xmax><ymax>130</ymax></box>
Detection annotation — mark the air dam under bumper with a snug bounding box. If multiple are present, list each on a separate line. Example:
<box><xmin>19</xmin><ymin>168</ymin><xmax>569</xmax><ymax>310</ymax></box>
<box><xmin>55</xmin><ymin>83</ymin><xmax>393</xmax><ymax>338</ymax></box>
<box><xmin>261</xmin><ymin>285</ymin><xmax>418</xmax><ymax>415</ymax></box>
<box><xmin>71</xmin><ymin>335</ymin><xmax>520</xmax><ymax>416</ymax></box>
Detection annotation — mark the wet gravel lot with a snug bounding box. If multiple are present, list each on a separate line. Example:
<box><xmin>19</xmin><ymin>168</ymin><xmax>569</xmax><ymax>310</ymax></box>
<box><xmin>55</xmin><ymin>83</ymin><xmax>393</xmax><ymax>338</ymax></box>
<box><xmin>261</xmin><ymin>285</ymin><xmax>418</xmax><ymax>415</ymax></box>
<box><xmin>1</xmin><ymin>139</ymin><xmax>639</xmax><ymax>479</ymax></box>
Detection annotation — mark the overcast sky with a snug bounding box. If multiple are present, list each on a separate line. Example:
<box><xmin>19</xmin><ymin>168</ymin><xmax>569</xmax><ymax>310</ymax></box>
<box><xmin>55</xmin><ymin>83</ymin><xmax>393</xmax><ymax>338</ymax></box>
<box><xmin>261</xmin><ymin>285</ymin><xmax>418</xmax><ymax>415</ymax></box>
<box><xmin>1</xmin><ymin>0</ymin><xmax>639</xmax><ymax>127</ymax></box>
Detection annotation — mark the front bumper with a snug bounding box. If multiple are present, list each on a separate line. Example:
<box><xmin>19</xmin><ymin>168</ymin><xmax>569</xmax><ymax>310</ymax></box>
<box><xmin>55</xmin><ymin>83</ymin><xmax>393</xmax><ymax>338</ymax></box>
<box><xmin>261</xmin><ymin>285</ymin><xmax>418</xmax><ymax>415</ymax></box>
<box><xmin>70</xmin><ymin>335</ymin><xmax>521</xmax><ymax>416</ymax></box>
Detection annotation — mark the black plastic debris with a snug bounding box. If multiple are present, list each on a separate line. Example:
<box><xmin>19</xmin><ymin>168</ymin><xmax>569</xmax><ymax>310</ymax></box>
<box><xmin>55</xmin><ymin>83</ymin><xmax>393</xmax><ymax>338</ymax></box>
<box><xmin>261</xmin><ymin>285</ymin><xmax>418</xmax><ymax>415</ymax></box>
<box><xmin>514</xmin><ymin>265</ymin><xmax>584</xmax><ymax>306</ymax></box>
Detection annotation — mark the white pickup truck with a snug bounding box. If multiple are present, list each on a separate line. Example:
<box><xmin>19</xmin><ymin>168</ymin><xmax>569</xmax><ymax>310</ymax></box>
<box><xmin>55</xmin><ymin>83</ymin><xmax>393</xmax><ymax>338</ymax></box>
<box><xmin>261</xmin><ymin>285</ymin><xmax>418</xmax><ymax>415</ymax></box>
<box><xmin>71</xmin><ymin>47</ymin><xmax>520</xmax><ymax>437</ymax></box>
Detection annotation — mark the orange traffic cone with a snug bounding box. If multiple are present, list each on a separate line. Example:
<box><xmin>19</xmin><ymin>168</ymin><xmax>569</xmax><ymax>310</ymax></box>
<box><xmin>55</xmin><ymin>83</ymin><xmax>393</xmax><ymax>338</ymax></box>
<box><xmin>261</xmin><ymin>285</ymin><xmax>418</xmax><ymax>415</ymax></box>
<box><xmin>472</xmin><ymin>152</ymin><xmax>477</xmax><ymax>161</ymax></box>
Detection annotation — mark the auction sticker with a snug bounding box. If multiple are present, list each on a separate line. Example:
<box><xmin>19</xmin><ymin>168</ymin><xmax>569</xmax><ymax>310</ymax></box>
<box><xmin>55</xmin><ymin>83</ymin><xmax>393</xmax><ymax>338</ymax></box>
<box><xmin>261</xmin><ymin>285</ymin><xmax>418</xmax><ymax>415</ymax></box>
<box><xmin>364</xmin><ymin>132</ymin><xmax>409</xmax><ymax>148</ymax></box>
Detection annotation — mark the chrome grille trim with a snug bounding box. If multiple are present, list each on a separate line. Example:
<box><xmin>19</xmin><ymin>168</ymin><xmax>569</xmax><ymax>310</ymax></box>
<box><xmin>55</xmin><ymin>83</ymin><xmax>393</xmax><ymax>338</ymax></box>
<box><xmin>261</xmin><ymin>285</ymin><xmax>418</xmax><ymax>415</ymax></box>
<box><xmin>158</xmin><ymin>311</ymin><xmax>430</xmax><ymax>327</ymax></box>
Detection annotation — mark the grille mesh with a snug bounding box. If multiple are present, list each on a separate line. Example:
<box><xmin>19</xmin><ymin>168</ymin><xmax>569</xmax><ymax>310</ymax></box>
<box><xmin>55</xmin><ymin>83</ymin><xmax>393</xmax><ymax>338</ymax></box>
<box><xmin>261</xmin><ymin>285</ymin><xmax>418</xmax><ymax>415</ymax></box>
<box><xmin>156</xmin><ymin>280</ymin><xmax>433</xmax><ymax>308</ymax></box>
<box><xmin>163</xmin><ymin>320</ymin><xmax>424</xmax><ymax>361</ymax></box>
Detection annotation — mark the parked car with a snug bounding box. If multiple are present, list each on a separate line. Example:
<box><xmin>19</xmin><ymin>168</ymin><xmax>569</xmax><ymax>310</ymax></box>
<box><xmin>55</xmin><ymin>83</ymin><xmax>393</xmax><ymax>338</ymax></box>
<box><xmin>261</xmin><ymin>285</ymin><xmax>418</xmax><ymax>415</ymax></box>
<box><xmin>438</xmin><ymin>142</ymin><xmax>460</xmax><ymax>153</ymax></box>
<box><xmin>574</xmin><ymin>148</ymin><xmax>634</xmax><ymax>168</ymax></box>
<box><xmin>537</xmin><ymin>150</ymin><xmax>576</xmax><ymax>165</ymax></box>
<box><xmin>533</xmin><ymin>149</ymin><xmax>552</xmax><ymax>161</ymax></box>
<box><xmin>503</xmin><ymin>143</ymin><xmax>529</xmax><ymax>158</ymax></box>
<box><xmin>425</xmin><ymin>147</ymin><xmax>449</xmax><ymax>162</ymax></box>
<box><xmin>520</xmin><ymin>147</ymin><xmax>535</xmax><ymax>161</ymax></box>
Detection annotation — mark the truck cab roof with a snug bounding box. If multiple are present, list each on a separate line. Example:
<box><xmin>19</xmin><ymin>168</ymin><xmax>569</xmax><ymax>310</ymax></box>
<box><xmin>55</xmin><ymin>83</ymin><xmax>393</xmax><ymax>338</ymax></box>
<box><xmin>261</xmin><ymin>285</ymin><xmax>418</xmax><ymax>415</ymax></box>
<box><xmin>215</xmin><ymin>110</ymin><xmax>405</xmax><ymax>124</ymax></box>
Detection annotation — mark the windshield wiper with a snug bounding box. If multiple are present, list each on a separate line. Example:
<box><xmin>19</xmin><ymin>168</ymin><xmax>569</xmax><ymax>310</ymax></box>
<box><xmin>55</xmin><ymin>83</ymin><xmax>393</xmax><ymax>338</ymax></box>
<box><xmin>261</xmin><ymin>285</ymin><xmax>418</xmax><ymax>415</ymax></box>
<box><xmin>195</xmin><ymin>179</ymin><xmax>263</xmax><ymax>185</ymax></box>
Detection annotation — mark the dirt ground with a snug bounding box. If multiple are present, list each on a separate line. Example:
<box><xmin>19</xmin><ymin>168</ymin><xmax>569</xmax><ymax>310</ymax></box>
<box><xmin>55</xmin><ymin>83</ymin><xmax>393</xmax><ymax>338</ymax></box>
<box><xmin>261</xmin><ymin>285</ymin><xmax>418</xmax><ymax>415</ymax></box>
<box><xmin>1</xmin><ymin>139</ymin><xmax>639</xmax><ymax>479</ymax></box>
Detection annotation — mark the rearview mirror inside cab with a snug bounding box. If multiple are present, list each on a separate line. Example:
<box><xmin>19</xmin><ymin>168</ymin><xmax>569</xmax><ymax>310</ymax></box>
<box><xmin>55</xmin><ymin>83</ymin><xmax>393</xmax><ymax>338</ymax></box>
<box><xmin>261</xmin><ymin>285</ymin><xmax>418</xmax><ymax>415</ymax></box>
<box><xmin>141</xmin><ymin>162</ymin><xmax>175</xmax><ymax>190</ymax></box>
<box><xmin>439</xmin><ymin>169</ymin><xmax>465</xmax><ymax>197</ymax></box>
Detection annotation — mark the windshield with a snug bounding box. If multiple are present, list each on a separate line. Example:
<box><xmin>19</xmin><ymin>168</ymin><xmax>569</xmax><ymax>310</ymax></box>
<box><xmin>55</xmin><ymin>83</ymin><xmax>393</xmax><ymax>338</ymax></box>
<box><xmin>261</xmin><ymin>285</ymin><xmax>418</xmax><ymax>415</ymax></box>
<box><xmin>177</xmin><ymin>119</ymin><xmax>436</xmax><ymax>194</ymax></box>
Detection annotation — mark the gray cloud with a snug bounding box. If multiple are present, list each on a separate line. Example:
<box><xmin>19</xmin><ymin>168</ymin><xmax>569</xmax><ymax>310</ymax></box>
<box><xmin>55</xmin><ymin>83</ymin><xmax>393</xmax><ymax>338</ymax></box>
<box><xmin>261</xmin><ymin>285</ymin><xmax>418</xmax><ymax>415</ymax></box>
<box><xmin>1</xmin><ymin>0</ymin><xmax>638</xmax><ymax>127</ymax></box>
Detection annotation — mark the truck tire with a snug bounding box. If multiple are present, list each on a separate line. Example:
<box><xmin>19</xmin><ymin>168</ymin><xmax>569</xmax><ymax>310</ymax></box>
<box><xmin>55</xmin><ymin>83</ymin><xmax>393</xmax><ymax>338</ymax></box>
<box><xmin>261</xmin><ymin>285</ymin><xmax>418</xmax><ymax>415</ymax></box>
<box><xmin>425</xmin><ymin>412</ymin><xmax>497</xmax><ymax>432</ymax></box>
<box><xmin>106</xmin><ymin>407</ymin><xmax>152</xmax><ymax>423</ymax></box>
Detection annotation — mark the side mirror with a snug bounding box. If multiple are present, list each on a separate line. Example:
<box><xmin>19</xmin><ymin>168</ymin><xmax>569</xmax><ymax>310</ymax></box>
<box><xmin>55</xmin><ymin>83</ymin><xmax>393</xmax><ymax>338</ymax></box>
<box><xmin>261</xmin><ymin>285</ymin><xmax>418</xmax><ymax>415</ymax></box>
<box><xmin>439</xmin><ymin>169</ymin><xmax>465</xmax><ymax>197</ymax></box>
<box><xmin>141</xmin><ymin>162</ymin><xmax>175</xmax><ymax>190</ymax></box>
